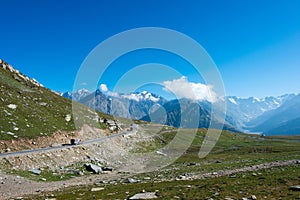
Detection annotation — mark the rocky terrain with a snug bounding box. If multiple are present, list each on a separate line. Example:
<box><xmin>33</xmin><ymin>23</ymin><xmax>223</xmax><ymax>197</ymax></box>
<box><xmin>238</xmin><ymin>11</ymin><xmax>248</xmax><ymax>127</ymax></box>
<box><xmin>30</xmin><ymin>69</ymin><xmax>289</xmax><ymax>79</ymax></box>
<box><xmin>0</xmin><ymin>123</ymin><xmax>299</xmax><ymax>199</ymax></box>
<box><xmin>0</xmin><ymin>158</ymin><xmax>299</xmax><ymax>199</ymax></box>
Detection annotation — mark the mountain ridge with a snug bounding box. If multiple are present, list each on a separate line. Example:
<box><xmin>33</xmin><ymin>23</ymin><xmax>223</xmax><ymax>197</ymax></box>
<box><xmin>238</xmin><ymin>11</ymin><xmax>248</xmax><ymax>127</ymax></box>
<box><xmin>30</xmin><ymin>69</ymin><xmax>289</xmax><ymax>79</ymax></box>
<box><xmin>64</xmin><ymin>88</ymin><xmax>299</xmax><ymax>135</ymax></box>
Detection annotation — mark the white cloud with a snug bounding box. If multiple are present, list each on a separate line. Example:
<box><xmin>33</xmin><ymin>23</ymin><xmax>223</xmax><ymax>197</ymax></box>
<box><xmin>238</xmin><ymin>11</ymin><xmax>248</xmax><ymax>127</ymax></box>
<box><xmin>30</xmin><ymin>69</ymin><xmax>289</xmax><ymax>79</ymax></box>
<box><xmin>107</xmin><ymin>91</ymin><xmax>119</xmax><ymax>97</ymax></box>
<box><xmin>163</xmin><ymin>76</ymin><xmax>217</xmax><ymax>102</ymax></box>
<box><xmin>100</xmin><ymin>84</ymin><xmax>108</xmax><ymax>92</ymax></box>
<box><xmin>122</xmin><ymin>93</ymin><xmax>141</xmax><ymax>101</ymax></box>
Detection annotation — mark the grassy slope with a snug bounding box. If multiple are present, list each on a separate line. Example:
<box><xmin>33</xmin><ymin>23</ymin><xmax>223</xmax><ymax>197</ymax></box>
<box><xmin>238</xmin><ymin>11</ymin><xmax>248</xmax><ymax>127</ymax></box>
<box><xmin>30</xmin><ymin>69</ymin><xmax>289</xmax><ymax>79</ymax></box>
<box><xmin>0</xmin><ymin>63</ymin><xmax>111</xmax><ymax>140</ymax></box>
<box><xmin>29</xmin><ymin>165</ymin><xmax>300</xmax><ymax>200</ymax></box>
<box><xmin>25</xmin><ymin>129</ymin><xmax>300</xmax><ymax>199</ymax></box>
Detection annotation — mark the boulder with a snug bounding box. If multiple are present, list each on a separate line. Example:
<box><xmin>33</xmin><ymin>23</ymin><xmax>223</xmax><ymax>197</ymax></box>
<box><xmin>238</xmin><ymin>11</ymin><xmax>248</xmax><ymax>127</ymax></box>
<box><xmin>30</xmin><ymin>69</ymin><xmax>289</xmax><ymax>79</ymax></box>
<box><xmin>102</xmin><ymin>166</ymin><xmax>113</xmax><ymax>171</ymax></box>
<box><xmin>29</xmin><ymin>168</ymin><xmax>41</xmax><ymax>175</ymax></box>
<box><xmin>289</xmin><ymin>185</ymin><xmax>300</xmax><ymax>191</ymax></box>
<box><xmin>84</xmin><ymin>163</ymin><xmax>102</xmax><ymax>174</ymax></box>
<box><xmin>91</xmin><ymin>187</ymin><xmax>105</xmax><ymax>192</ymax></box>
<box><xmin>250</xmin><ymin>195</ymin><xmax>257</xmax><ymax>200</ymax></box>
<box><xmin>127</xmin><ymin>178</ymin><xmax>138</xmax><ymax>183</ymax></box>
<box><xmin>187</xmin><ymin>162</ymin><xmax>197</xmax><ymax>166</ymax></box>
<box><xmin>65</xmin><ymin>114</ymin><xmax>72</xmax><ymax>122</ymax></box>
<box><xmin>129</xmin><ymin>192</ymin><xmax>158</xmax><ymax>199</ymax></box>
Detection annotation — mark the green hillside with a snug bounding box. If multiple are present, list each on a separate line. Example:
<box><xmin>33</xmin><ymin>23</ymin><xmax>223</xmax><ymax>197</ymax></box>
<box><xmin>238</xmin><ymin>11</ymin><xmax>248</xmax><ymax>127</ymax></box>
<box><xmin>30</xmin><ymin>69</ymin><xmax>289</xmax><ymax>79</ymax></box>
<box><xmin>0</xmin><ymin>59</ymin><xmax>108</xmax><ymax>140</ymax></box>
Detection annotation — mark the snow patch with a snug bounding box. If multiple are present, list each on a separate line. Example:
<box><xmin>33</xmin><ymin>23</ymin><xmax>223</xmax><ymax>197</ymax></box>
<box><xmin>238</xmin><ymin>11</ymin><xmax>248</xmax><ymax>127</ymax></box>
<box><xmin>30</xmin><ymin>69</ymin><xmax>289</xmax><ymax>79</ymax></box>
<box><xmin>228</xmin><ymin>98</ymin><xmax>237</xmax><ymax>105</ymax></box>
<box><xmin>122</xmin><ymin>91</ymin><xmax>160</xmax><ymax>102</ymax></box>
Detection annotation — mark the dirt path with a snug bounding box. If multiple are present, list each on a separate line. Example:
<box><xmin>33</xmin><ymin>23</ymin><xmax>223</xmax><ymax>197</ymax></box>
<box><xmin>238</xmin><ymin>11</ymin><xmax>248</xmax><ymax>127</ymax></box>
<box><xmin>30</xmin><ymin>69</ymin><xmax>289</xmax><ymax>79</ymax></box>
<box><xmin>0</xmin><ymin>171</ymin><xmax>129</xmax><ymax>200</ymax></box>
<box><xmin>189</xmin><ymin>159</ymin><xmax>299</xmax><ymax>180</ymax></box>
<box><xmin>0</xmin><ymin>159</ymin><xmax>299</xmax><ymax>199</ymax></box>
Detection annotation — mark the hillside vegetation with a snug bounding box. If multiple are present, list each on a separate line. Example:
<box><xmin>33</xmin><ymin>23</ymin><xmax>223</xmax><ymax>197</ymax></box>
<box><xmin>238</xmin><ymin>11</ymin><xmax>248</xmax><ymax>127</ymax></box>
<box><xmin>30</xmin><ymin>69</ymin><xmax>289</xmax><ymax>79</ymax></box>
<box><xmin>0</xmin><ymin>59</ymin><xmax>110</xmax><ymax>140</ymax></box>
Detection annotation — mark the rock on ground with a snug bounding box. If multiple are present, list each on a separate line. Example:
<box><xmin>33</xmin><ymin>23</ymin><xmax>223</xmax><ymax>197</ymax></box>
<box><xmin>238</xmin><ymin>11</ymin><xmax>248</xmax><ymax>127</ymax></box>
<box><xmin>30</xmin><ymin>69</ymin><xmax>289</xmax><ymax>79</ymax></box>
<box><xmin>129</xmin><ymin>192</ymin><xmax>158</xmax><ymax>199</ymax></box>
<box><xmin>91</xmin><ymin>187</ymin><xmax>105</xmax><ymax>192</ymax></box>
<box><xmin>289</xmin><ymin>185</ymin><xmax>300</xmax><ymax>191</ymax></box>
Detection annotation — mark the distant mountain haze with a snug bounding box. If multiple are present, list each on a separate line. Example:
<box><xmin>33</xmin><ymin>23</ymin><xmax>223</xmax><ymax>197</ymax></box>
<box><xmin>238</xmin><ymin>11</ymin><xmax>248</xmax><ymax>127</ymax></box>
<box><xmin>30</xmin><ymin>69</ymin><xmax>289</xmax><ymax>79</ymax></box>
<box><xmin>63</xmin><ymin>88</ymin><xmax>299</xmax><ymax>136</ymax></box>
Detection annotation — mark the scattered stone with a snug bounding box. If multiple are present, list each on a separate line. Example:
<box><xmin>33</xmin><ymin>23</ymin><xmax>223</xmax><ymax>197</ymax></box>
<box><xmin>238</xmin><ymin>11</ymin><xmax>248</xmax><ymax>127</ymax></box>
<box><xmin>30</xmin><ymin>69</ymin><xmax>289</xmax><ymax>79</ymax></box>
<box><xmin>252</xmin><ymin>173</ymin><xmax>257</xmax><ymax>176</ymax></box>
<box><xmin>6</xmin><ymin>132</ymin><xmax>15</xmax><ymax>136</ymax></box>
<box><xmin>102</xmin><ymin>166</ymin><xmax>113</xmax><ymax>171</ymax></box>
<box><xmin>41</xmin><ymin>178</ymin><xmax>47</xmax><ymax>181</ymax></box>
<box><xmin>143</xmin><ymin>177</ymin><xmax>151</xmax><ymax>180</ymax></box>
<box><xmin>214</xmin><ymin>192</ymin><xmax>220</xmax><ymax>196</ymax></box>
<box><xmin>91</xmin><ymin>187</ymin><xmax>105</xmax><ymax>192</ymax></box>
<box><xmin>187</xmin><ymin>162</ymin><xmax>196</xmax><ymax>166</ymax></box>
<box><xmin>39</xmin><ymin>102</ymin><xmax>47</xmax><ymax>106</ymax></box>
<box><xmin>127</xmin><ymin>178</ymin><xmax>138</xmax><ymax>183</ymax></box>
<box><xmin>289</xmin><ymin>185</ymin><xmax>300</xmax><ymax>191</ymax></box>
<box><xmin>215</xmin><ymin>160</ymin><xmax>222</xmax><ymax>163</ymax></box>
<box><xmin>156</xmin><ymin>151</ymin><xmax>167</xmax><ymax>156</ymax></box>
<box><xmin>77</xmin><ymin>171</ymin><xmax>84</xmax><ymax>176</ymax></box>
<box><xmin>176</xmin><ymin>175</ymin><xmax>187</xmax><ymax>180</ymax></box>
<box><xmin>65</xmin><ymin>114</ymin><xmax>72</xmax><ymax>122</ymax></box>
<box><xmin>7</xmin><ymin>104</ymin><xmax>17</xmax><ymax>109</ymax></box>
<box><xmin>29</xmin><ymin>168</ymin><xmax>41</xmax><ymax>175</ymax></box>
<box><xmin>84</xmin><ymin>163</ymin><xmax>102</xmax><ymax>174</ymax></box>
<box><xmin>250</xmin><ymin>195</ymin><xmax>257</xmax><ymax>200</ymax></box>
<box><xmin>224</xmin><ymin>198</ymin><xmax>234</xmax><ymax>200</ymax></box>
<box><xmin>242</xmin><ymin>195</ymin><xmax>257</xmax><ymax>200</ymax></box>
<box><xmin>296</xmin><ymin>160</ymin><xmax>300</xmax><ymax>164</ymax></box>
<box><xmin>129</xmin><ymin>192</ymin><xmax>158</xmax><ymax>199</ymax></box>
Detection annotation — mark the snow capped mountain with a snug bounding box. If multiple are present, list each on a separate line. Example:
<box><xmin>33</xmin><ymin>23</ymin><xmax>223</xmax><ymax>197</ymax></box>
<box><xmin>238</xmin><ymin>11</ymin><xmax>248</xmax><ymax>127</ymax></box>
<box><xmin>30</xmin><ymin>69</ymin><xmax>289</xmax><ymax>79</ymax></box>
<box><xmin>224</xmin><ymin>94</ymin><xmax>295</xmax><ymax>131</ymax></box>
<box><xmin>248</xmin><ymin>93</ymin><xmax>300</xmax><ymax>135</ymax></box>
<box><xmin>64</xmin><ymin>88</ymin><xmax>299</xmax><ymax>135</ymax></box>
<box><xmin>120</xmin><ymin>91</ymin><xmax>161</xmax><ymax>102</ymax></box>
<box><xmin>63</xmin><ymin>89</ymin><xmax>167</xmax><ymax>120</ymax></box>
<box><xmin>62</xmin><ymin>88</ymin><xmax>91</xmax><ymax>101</ymax></box>
<box><xmin>228</xmin><ymin>97</ymin><xmax>238</xmax><ymax>105</ymax></box>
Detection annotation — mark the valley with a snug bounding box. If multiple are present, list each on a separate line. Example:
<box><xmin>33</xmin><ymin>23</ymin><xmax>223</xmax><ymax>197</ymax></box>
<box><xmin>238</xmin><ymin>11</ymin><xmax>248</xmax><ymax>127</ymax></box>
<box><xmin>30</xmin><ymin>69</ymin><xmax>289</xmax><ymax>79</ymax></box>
<box><xmin>0</xmin><ymin>60</ymin><xmax>299</xmax><ymax>200</ymax></box>
<box><xmin>0</xmin><ymin>124</ymin><xmax>299</xmax><ymax>199</ymax></box>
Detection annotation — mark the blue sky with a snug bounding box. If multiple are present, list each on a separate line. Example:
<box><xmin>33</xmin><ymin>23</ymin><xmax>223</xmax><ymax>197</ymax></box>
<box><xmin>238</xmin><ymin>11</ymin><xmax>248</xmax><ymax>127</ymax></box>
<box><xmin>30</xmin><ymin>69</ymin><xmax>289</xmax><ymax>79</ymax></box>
<box><xmin>1</xmin><ymin>0</ymin><xmax>300</xmax><ymax>98</ymax></box>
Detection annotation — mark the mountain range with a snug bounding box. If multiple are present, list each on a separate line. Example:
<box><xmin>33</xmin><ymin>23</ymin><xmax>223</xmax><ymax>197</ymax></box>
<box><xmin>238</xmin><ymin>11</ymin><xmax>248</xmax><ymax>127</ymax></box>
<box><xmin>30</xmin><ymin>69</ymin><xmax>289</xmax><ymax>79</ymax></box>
<box><xmin>62</xmin><ymin>89</ymin><xmax>300</xmax><ymax>135</ymax></box>
<box><xmin>1</xmin><ymin>59</ymin><xmax>299</xmax><ymax>137</ymax></box>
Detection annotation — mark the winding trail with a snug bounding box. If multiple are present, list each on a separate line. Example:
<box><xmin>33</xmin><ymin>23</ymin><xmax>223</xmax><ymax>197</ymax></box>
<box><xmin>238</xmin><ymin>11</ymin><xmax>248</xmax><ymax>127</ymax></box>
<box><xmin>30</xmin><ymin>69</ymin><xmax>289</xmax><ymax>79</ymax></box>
<box><xmin>0</xmin><ymin>124</ymin><xmax>138</xmax><ymax>158</ymax></box>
